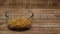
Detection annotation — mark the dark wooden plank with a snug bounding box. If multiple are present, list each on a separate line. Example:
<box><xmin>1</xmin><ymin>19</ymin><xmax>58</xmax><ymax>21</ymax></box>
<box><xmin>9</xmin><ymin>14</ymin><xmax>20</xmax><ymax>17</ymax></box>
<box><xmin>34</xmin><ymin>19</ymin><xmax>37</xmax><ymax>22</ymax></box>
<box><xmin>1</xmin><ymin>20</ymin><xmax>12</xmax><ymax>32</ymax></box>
<box><xmin>0</xmin><ymin>27</ymin><xmax>60</xmax><ymax>34</ymax></box>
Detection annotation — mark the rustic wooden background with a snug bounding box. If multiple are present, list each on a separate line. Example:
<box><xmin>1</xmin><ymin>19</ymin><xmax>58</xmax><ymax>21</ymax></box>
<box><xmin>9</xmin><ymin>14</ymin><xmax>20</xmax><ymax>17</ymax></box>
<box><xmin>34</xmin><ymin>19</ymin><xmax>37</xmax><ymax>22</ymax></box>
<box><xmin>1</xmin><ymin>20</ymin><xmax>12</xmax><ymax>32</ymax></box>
<box><xmin>0</xmin><ymin>0</ymin><xmax>60</xmax><ymax>34</ymax></box>
<box><xmin>0</xmin><ymin>0</ymin><xmax>60</xmax><ymax>9</ymax></box>
<box><xmin>0</xmin><ymin>9</ymin><xmax>60</xmax><ymax>34</ymax></box>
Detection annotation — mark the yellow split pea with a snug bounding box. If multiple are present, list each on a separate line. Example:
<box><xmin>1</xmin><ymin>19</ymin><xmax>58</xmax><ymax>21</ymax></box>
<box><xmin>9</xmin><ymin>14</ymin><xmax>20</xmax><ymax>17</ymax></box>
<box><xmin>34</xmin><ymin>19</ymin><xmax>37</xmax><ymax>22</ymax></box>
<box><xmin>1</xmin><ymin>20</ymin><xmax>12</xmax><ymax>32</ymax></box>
<box><xmin>8</xmin><ymin>17</ymin><xmax>31</xmax><ymax>28</ymax></box>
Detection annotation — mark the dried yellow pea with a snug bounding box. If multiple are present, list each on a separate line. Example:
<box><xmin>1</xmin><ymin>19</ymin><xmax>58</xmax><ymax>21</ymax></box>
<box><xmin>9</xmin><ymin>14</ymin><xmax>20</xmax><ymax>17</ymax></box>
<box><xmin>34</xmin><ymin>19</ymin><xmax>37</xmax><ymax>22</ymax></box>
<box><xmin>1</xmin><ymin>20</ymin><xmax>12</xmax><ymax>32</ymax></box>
<box><xmin>8</xmin><ymin>17</ymin><xmax>31</xmax><ymax>28</ymax></box>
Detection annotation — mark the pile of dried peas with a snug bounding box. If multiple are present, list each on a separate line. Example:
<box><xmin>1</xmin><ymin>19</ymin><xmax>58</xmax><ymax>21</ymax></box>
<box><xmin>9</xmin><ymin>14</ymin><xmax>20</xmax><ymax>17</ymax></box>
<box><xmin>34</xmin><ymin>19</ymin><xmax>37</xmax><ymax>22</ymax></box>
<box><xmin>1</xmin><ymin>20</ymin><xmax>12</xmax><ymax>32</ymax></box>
<box><xmin>8</xmin><ymin>17</ymin><xmax>31</xmax><ymax>28</ymax></box>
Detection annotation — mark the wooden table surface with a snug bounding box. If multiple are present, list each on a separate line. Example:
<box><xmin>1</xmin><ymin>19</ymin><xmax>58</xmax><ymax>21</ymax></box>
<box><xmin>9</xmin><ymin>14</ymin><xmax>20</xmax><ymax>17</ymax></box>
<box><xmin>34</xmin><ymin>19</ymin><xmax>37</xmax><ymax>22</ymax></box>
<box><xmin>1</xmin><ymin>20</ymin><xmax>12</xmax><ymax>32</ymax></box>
<box><xmin>0</xmin><ymin>9</ymin><xmax>60</xmax><ymax>34</ymax></box>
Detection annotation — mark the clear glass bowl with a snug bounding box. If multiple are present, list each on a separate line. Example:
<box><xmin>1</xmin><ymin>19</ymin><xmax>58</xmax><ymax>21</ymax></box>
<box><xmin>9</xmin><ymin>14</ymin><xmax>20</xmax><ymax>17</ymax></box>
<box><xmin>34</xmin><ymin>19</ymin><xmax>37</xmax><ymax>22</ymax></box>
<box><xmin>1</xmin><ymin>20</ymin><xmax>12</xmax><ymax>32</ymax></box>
<box><xmin>5</xmin><ymin>10</ymin><xmax>34</xmax><ymax>31</ymax></box>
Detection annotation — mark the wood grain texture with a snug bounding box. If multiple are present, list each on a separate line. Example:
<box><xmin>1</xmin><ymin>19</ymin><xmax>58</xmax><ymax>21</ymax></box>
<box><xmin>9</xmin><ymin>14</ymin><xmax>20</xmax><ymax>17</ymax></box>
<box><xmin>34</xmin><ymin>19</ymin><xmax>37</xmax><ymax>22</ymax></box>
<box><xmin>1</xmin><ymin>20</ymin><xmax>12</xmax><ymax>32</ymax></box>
<box><xmin>0</xmin><ymin>9</ymin><xmax>60</xmax><ymax>34</ymax></box>
<box><xmin>0</xmin><ymin>0</ymin><xmax>60</xmax><ymax>9</ymax></box>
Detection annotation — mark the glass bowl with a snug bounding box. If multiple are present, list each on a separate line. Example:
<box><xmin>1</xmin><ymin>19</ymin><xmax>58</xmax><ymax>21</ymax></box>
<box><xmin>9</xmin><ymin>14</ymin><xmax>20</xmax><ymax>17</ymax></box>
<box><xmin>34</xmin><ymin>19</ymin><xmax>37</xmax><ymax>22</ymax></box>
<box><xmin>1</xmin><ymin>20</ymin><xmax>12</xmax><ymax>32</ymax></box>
<box><xmin>5</xmin><ymin>10</ymin><xmax>34</xmax><ymax>31</ymax></box>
